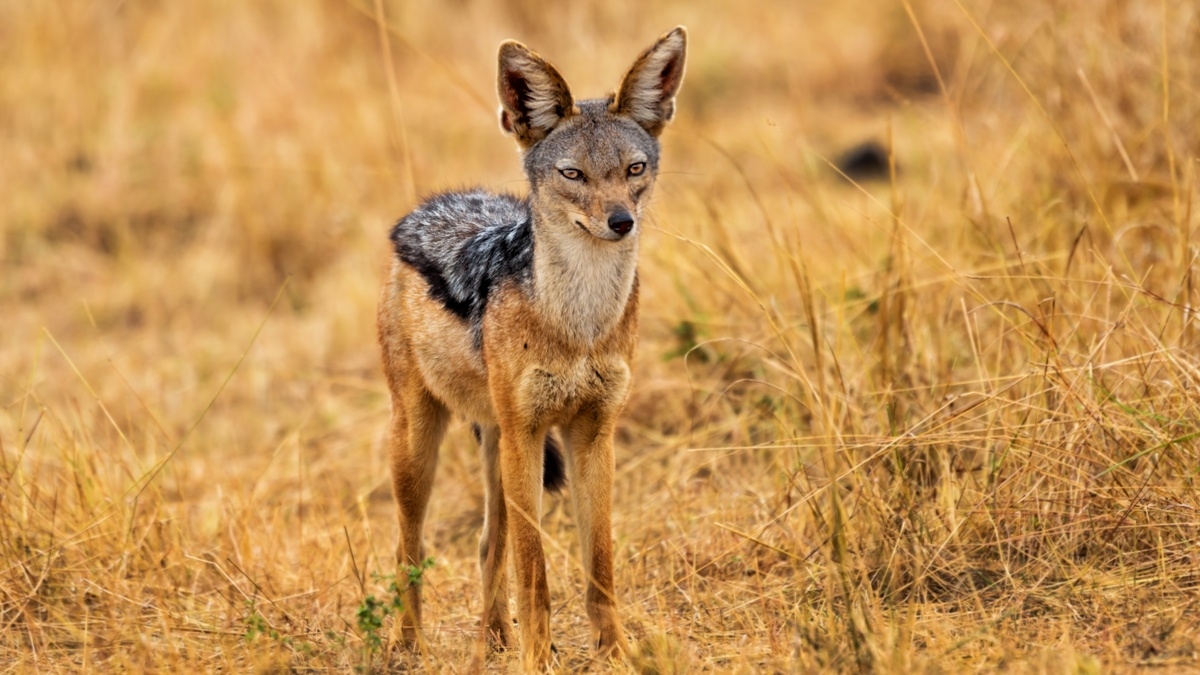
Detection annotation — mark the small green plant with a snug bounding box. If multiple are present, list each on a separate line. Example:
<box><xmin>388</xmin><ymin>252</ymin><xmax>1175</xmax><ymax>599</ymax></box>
<box><xmin>404</xmin><ymin>556</ymin><xmax>435</xmax><ymax>588</ymax></box>
<box><xmin>243</xmin><ymin>599</ymin><xmax>286</xmax><ymax>644</ymax></box>
<box><xmin>665</xmin><ymin>319</ymin><xmax>709</xmax><ymax>362</ymax></box>
<box><xmin>244</xmin><ymin>603</ymin><xmax>270</xmax><ymax>642</ymax></box>
<box><xmin>354</xmin><ymin>594</ymin><xmax>395</xmax><ymax>652</ymax></box>
<box><xmin>353</xmin><ymin>558</ymin><xmax>435</xmax><ymax>672</ymax></box>
<box><xmin>243</xmin><ymin>599</ymin><xmax>318</xmax><ymax>665</ymax></box>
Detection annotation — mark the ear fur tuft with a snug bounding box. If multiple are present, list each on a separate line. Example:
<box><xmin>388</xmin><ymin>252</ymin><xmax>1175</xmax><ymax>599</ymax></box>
<box><xmin>497</xmin><ymin>40</ymin><xmax>576</xmax><ymax>149</ymax></box>
<box><xmin>611</xmin><ymin>26</ymin><xmax>688</xmax><ymax>137</ymax></box>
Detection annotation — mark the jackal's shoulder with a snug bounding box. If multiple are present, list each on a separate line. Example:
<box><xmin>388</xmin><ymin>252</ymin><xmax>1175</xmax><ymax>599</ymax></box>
<box><xmin>389</xmin><ymin>189</ymin><xmax>533</xmax><ymax>342</ymax></box>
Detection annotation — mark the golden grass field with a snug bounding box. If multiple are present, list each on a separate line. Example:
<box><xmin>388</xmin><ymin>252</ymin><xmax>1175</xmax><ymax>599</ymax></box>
<box><xmin>2</xmin><ymin>0</ymin><xmax>1199</xmax><ymax>672</ymax></box>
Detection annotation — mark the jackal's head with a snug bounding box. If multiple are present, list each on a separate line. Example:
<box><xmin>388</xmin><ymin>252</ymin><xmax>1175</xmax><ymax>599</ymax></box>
<box><xmin>497</xmin><ymin>27</ymin><xmax>687</xmax><ymax>242</ymax></box>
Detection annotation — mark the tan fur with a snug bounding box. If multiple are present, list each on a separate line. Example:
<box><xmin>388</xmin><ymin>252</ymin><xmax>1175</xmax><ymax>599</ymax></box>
<box><xmin>378</xmin><ymin>26</ymin><xmax>685</xmax><ymax>672</ymax></box>
<box><xmin>378</xmin><ymin>258</ymin><xmax>638</xmax><ymax>669</ymax></box>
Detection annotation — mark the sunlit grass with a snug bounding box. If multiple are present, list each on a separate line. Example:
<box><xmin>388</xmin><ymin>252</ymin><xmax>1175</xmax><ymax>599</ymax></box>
<box><xmin>2</xmin><ymin>0</ymin><xmax>1197</xmax><ymax>671</ymax></box>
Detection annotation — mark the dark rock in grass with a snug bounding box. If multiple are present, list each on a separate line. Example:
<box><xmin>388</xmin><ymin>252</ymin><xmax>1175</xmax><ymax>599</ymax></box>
<box><xmin>835</xmin><ymin>140</ymin><xmax>894</xmax><ymax>182</ymax></box>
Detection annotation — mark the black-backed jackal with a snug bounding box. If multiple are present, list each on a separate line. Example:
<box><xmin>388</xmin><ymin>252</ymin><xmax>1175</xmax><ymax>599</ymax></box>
<box><xmin>377</xmin><ymin>26</ymin><xmax>687</xmax><ymax>671</ymax></box>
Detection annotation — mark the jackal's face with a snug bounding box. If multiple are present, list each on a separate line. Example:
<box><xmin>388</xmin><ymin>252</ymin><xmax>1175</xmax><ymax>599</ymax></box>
<box><xmin>497</xmin><ymin>28</ymin><xmax>687</xmax><ymax>243</ymax></box>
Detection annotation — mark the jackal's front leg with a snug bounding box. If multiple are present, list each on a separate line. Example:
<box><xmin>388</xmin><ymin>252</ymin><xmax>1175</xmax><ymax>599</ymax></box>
<box><xmin>498</xmin><ymin>428</ymin><xmax>553</xmax><ymax>671</ymax></box>
<box><xmin>564</xmin><ymin>413</ymin><xmax>627</xmax><ymax>659</ymax></box>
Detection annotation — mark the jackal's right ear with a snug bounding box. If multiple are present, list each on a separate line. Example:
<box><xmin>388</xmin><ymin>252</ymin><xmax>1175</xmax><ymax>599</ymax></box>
<box><xmin>612</xmin><ymin>26</ymin><xmax>688</xmax><ymax>137</ymax></box>
<box><xmin>497</xmin><ymin>41</ymin><xmax>576</xmax><ymax>149</ymax></box>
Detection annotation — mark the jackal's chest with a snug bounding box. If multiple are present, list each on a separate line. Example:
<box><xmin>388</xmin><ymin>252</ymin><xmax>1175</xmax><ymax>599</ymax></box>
<box><xmin>516</xmin><ymin>355</ymin><xmax>631</xmax><ymax>426</ymax></box>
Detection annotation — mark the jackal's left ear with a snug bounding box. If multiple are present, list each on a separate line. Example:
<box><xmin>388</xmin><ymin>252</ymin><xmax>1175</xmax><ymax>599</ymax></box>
<box><xmin>612</xmin><ymin>26</ymin><xmax>688</xmax><ymax>137</ymax></box>
<box><xmin>498</xmin><ymin>41</ymin><xmax>576</xmax><ymax>149</ymax></box>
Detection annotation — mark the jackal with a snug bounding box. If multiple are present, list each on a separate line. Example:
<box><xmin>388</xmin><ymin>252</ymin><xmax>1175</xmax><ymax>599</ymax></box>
<box><xmin>377</xmin><ymin>26</ymin><xmax>687</xmax><ymax>670</ymax></box>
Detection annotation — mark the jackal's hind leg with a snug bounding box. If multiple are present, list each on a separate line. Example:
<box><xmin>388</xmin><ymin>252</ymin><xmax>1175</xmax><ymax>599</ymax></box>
<box><xmin>476</xmin><ymin>424</ymin><xmax>514</xmax><ymax>651</ymax></box>
<box><xmin>388</xmin><ymin>385</ymin><xmax>448</xmax><ymax>651</ymax></box>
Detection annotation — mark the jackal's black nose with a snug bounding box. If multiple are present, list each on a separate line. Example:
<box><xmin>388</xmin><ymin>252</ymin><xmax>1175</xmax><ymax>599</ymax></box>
<box><xmin>607</xmin><ymin>210</ymin><xmax>635</xmax><ymax>236</ymax></box>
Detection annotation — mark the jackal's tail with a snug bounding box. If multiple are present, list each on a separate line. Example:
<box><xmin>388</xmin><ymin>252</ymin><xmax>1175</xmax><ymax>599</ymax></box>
<box><xmin>471</xmin><ymin>424</ymin><xmax>566</xmax><ymax>493</ymax></box>
<box><xmin>542</xmin><ymin>433</ymin><xmax>566</xmax><ymax>493</ymax></box>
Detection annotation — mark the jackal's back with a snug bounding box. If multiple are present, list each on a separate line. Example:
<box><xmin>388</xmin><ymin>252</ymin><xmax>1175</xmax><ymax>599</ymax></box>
<box><xmin>389</xmin><ymin>189</ymin><xmax>534</xmax><ymax>347</ymax></box>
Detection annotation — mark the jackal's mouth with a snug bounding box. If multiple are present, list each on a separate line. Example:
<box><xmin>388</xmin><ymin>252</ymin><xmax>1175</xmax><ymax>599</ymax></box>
<box><xmin>572</xmin><ymin>217</ymin><xmax>631</xmax><ymax>242</ymax></box>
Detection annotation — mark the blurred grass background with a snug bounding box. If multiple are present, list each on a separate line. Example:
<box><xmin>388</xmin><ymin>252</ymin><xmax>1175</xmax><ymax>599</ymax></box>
<box><xmin>1</xmin><ymin>0</ymin><xmax>1198</xmax><ymax>671</ymax></box>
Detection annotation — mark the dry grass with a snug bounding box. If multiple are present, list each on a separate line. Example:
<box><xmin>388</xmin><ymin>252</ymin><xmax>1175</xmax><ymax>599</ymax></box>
<box><xmin>2</xmin><ymin>0</ymin><xmax>1199</xmax><ymax>672</ymax></box>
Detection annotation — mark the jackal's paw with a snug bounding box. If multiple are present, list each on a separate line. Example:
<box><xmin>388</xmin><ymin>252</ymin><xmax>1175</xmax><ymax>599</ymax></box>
<box><xmin>519</xmin><ymin>642</ymin><xmax>558</xmax><ymax>673</ymax></box>
<box><xmin>595</xmin><ymin>627</ymin><xmax>629</xmax><ymax>659</ymax></box>
<box><xmin>390</xmin><ymin>624</ymin><xmax>423</xmax><ymax>654</ymax></box>
<box><xmin>485</xmin><ymin>622</ymin><xmax>514</xmax><ymax>652</ymax></box>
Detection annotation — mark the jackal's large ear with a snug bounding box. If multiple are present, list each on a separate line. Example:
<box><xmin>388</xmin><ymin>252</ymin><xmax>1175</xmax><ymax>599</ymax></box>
<box><xmin>611</xmin><ymin>26</ymin><xmax>687</xmax><ymax>137</ymax></box>
<box><xmin>497</xmin><ymin>41</ymin><xmax>576</xmax><ymax>149</ymax></box>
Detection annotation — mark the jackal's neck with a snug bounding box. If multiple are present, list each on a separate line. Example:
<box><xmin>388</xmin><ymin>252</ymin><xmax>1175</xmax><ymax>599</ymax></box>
<box><xmin>529</xmin><ymin>216</ymin><xmax>638</xmax><ymax>347</ymax></box>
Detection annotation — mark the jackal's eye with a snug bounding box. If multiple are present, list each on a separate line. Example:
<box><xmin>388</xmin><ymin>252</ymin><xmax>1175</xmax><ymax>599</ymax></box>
<box><xmin>627</xmin><ymin>162</ymin><xmax>646</xmax><ymax>177</ymax></box>
<box><xmin>558</xmin><ymin>168</ymin><xmax>583</xmax><ymax>181</ymax></box>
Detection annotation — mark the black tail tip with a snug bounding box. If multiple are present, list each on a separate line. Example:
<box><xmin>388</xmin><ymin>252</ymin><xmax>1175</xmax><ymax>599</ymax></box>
<box><xmin>543</xmin><ymin>434</ymin><xmax>566</xmax><ymax>493</ymax></box>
